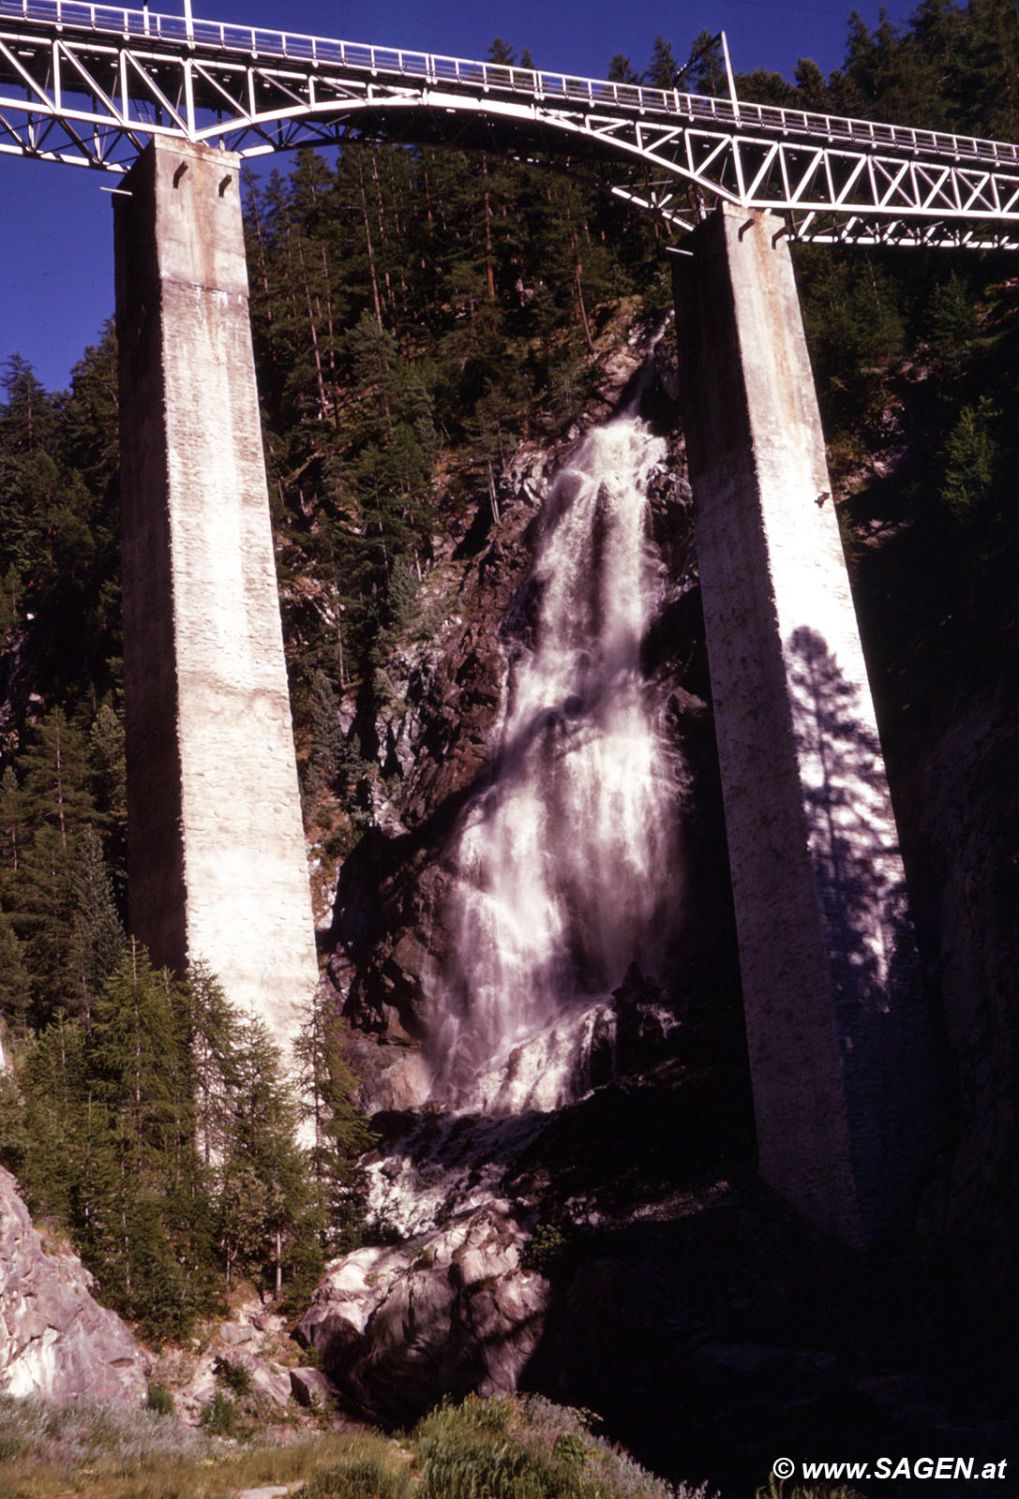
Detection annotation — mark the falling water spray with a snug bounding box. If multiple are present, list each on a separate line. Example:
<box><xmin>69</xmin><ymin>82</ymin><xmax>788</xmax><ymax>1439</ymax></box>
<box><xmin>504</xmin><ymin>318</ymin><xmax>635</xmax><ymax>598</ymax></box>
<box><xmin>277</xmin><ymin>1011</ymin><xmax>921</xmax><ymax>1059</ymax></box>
<box><xmin>426</xmin><ymin>374</ymin><xmax>684</xmax><ymax>1114</ymax></box>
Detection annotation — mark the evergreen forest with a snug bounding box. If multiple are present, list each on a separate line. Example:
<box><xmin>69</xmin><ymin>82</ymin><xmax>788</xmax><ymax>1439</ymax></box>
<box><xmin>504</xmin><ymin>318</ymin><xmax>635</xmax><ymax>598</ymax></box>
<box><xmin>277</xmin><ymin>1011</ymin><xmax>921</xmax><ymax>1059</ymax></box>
<box><xmin>0</xmin><ymin>0</ymin><xmax>1016</xmax><ymax>1346</ymax></box>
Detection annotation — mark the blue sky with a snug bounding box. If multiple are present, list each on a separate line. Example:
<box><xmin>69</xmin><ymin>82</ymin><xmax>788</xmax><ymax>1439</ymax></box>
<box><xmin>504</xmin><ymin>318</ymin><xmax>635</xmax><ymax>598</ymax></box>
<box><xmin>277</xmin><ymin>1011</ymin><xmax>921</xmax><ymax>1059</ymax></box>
<box><xmin>2</xmin><ymin>0</ymin><xmax>918</xmax><ymax>391</ymax></box>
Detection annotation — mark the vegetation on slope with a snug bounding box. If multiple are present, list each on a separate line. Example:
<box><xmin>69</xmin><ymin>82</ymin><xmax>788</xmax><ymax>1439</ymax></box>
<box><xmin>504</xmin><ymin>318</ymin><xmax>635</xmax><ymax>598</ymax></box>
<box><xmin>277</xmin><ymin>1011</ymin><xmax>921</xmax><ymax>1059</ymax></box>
<box><xmin>0</xmin><ymin>1388</ymin><xmax>867</xmax><ymax>1498</ymax></box>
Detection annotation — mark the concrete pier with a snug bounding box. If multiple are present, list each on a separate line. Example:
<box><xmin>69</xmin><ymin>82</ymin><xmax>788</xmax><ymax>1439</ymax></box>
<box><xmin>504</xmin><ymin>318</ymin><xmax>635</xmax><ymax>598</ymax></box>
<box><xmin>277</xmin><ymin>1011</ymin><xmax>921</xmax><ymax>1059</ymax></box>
<box><xmin>674</xmin><ymin>204</ymin><xmax>938</xmax><ymax>1247</ymax></box>
<box><xmin>115</xmin><ymin>137</ymin><xmax>318</xmax><ymax>1052</ymax></box>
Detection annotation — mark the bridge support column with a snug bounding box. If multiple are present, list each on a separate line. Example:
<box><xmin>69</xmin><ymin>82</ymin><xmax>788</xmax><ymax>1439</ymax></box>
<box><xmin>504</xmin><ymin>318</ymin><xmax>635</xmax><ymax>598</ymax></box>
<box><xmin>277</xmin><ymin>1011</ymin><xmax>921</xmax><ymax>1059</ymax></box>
<box><xmin>114</xmin><ymin>137</ymin><xmax>317</xmax><ymax>1051</ymax></box>
<box><xmin>674</xmin><ymin>203</ymin><xmax>939</xmax><ymax>1247</ymax></box>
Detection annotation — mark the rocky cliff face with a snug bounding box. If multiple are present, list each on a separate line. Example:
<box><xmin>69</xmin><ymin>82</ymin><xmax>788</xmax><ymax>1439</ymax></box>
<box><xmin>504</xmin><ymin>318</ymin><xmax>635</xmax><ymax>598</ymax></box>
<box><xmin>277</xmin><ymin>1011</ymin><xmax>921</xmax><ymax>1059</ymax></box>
<box><xmin>0</xmin><ymin>1167</ymin><xmax>148</xmax><ymax>1403</ymax></box>
<box><xmin>850</xmin><ymin>490</ymin><xmax>1019</xmax><ymax>1341</ymax></box>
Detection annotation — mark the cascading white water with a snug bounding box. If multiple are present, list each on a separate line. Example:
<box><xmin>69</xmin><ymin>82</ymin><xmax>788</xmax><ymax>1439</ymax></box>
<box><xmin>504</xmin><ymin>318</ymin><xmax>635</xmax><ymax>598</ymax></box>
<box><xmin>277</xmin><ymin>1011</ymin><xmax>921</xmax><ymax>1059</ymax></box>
<box><xmin>424</xmin><ymin>383</ymin><xmax>683</xmax><ymax>1115</ymax></box>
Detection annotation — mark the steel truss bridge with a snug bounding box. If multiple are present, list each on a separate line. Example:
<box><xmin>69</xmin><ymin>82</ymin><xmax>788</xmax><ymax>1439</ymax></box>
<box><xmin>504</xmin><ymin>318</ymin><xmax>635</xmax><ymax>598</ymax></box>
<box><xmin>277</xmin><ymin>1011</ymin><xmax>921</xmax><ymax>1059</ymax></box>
<box><xmin>0</xmin><ymin>0</ymin><xmax>1017</xmax><ymax>249</ymax></box>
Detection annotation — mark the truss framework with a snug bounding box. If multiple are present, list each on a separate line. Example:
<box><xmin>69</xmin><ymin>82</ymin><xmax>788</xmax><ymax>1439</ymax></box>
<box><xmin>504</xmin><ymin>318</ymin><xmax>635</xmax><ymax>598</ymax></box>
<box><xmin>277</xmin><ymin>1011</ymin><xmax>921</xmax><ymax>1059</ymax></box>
<box><xmin>0</xmin><ymin>0</ymin><xmax>1017</xmax><ymax>248</ymax></box>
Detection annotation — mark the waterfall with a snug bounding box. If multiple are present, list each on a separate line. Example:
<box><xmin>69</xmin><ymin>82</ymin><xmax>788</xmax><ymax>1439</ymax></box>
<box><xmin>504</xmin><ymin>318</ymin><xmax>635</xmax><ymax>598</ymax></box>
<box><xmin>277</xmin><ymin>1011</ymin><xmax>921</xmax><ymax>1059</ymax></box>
<box><xmin>425</xmin><ymin>380</ymin><xmax>682</xmax><ymax>1115</ymax></box>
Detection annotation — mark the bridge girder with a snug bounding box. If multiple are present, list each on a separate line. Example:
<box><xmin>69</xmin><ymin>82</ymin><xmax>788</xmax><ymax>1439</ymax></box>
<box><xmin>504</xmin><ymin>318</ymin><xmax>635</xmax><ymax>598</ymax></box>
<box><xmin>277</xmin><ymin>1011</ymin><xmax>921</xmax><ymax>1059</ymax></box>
<box><xmin>0</xmin><ymin>1</ymin><xmax>1017</xmax><ymax>249</ymax></box>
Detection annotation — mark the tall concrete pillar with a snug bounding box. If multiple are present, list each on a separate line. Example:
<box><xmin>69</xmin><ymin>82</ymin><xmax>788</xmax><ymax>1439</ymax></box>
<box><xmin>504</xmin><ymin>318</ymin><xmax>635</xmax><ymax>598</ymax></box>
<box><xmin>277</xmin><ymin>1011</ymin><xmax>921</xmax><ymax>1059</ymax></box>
<box><xmin>114</xmin><ymin>137</ymin><xmax>318</xmax><ymax>1053</ymax></box>
<box><xmin>674</xmin><ymin>203</ymin><xmax>939</xmax><ymax>1247</ymax></box>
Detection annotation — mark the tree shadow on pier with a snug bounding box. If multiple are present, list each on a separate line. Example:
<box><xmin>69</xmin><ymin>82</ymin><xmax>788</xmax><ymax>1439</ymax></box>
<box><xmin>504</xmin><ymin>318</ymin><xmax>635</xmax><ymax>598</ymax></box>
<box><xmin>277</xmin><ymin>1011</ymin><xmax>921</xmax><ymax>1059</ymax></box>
<box><xmin>785</xmin><ymin>624</ymin><xmax>940</xmax><ymax>1210</ymax></box>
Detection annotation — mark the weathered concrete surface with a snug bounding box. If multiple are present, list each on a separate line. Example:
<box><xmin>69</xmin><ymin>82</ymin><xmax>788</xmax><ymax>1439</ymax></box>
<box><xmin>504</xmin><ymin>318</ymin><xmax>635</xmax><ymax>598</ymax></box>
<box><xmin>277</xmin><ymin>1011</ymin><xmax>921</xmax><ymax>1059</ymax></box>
<box><xmin>115</xmin><ymin>138</ymin><xmax>318</xmax><ymax>1051</ymax></box>
<box><xmin>0</xmin><ymin>1168</ymin><xmax>148</xmax><ymax>1402</ymax></box>
<box><xmin>674</xmin><ymin>204</ymin><xmax>939</xmax><ymax>1247</ymax></box>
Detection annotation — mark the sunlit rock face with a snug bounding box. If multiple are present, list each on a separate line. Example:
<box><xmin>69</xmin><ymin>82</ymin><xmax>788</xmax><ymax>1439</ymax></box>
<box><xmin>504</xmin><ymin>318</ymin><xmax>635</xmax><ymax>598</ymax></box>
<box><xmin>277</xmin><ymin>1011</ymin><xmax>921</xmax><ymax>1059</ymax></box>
<box><xmin>296</xmin><ymin>1201</ymin><xmax>548</xmax><ymax>1426</ymax></box>
<box><xmin>0</xmin><ymin>1168</ymin><xmax>148</xmax><ymax>1403</ymax></box>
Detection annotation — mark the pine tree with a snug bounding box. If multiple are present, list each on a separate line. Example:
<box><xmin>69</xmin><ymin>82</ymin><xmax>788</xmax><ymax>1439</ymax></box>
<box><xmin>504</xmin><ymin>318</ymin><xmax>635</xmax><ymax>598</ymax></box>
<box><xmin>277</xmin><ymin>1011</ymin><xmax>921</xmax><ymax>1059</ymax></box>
<box><xmin>81</xmin><ymin>946</ymin><xmax>218</xmax><ymax>1335</ymax></box>
<box><xmin>683</xmin><ymin>31</ymin><xmax>727</xmax><ymax>97</ymax></box>
<box><xmin>607</xmin><ymin>55</ymin><xmax>639</xmax><ymax>84</ymax></box>
<box><xmin>10</xmin><ymin>709</ymin><xmax>98</xmax><ymax>1019</ymax></box>
<box><xmin>488</xmin><ymin>38</ymin><xmax>516</xmax><ymax>66</ymax></box>
<box><xmin>0</xmin><ymin>911</ymin><xmax>31</xmax><ymax>1034</ymax></box>
<box><xmin>306</xmin><ymin>669</ymin><xmax>346</xmax><ymax>797</ymax></box>
<box><xmin>646</xmin><ymin>36</ymin><xmax>678</xmax><ymax>90</ymax></box>
<box><xmin>296</xmin><ymin>990</ymin><xmax>376</xmax><ymax>1258</ymax></box>
<box><xmin>219</xmin><ymin>1019</ymin><xmax>318</xmax><ymax>1298</ymax></box>
<box><xmin>180</xmin><ymin>962</ymin><xmax>243</xmax><ymax>1168</ymax></box>
<box><xmin>0</xmin><ymin>564</ymin><xmax>20</xmax><ymax>641</ymax></box>
<box><xmin>19</xmin><ymin>1012</ymin><xmax>88</xmax><ymax>1226</ymax></box>
<box><xmin>69</xmin><ymin>826</ymin><xmax>125</xmax><ymax>1021</ymax></box>
<box><xmin>0</xmin><ymin>766</ymin><xmax>23</xmax><ymax>895</ymax></box>
<box><xmin>19</xmin><ymin>707</ymin><xmax>95</xmax><ymax>850</ymax></box>
<box><xmin>941</xmin><ymin>397</ymin><xmax>999</xmax><ymax>518</ymax></box>
<box><xmin>89</xmin><ymin>703</ymin><xmax>127</xmax><ymax>838</ymax></box>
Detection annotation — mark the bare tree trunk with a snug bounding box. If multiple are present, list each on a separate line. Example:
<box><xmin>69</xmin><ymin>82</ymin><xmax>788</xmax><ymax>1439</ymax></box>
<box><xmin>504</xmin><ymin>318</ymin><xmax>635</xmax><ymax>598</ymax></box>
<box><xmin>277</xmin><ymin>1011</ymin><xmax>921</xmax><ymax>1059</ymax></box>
<box><xmin>248</xmin><ymin>186</ymin><xmax>274</xmax><ymax>326</ymax></box>
<box><xmin>356</xmin><ymin>153</ymin><xmax>385</xmax><ymax>331</ymax></box>
<box><xmin>482</xmin><ymin>160</ymin><xmax>497</xmax><ymax>303</ymax></box>
<box><xmin>370</xmin><ymin>151</ymin><xmax>396</xmax><ymax>321</ymax></box>
<box><xmin>295</xmin><ymin>237</ymin><xmax>329</xmax><ymax>421</ymax></box>
<box><xmin>571</xmin><ymin>229</ymin><xmax>595</xmax><ymax>353</ymax></box>
<box><xmin>320</xmin><ymin>245</ymin><xmax>341</xmax><ymax>427</ymax></box>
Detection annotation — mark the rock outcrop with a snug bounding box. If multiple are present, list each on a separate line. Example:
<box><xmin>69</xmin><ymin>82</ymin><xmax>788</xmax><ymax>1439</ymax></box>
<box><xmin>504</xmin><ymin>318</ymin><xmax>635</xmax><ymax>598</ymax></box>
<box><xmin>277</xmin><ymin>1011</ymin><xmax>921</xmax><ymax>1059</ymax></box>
<box><xmin>0</xmin><ymin>1167</ymin><xmax>148</xmax><ymax>1403</ymax></box>
<box><xmin>289</xmin><ymin>1365</ymin><xmax>340</xmax><ymax>1409</ymax></box>
<box><xmin>153</xmin><ymin>1297</ymin><xmax>303</xmax><ymax>1425</ymax></box>
<box><xmin>296</xmin><ymin>1201</ymin><xmax>548</xmax><ymax>1425</ymax></box>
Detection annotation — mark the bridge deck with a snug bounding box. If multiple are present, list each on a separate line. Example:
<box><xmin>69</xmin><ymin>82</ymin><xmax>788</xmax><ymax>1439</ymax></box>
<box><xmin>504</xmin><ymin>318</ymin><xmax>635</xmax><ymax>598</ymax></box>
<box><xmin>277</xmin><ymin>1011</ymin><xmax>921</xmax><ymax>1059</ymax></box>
<box><xmin>1</xmin><ymin>0</ymin><xmax>1016</xmax><ymax>172</ymax></box>
<box><xmin>0</xmin><ymin>0</ymin><xmax>1016</xmax><ymax>247</ymax></box>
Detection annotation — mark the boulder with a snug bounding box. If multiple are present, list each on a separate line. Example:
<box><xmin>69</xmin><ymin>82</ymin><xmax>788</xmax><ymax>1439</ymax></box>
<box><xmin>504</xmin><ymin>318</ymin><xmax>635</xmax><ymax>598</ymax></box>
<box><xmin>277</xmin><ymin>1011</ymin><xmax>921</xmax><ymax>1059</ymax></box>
<box><xmin>0</xmin><ymin>1167</ymin><xmax>148</xmax><ymax>1403</ymax></box>
<box><xmin>296</xmin><ymin>1201</ymin><xmax>548</xmax><ymax>1425</ymax></box>
<box><xmin>289</xmin><ymin>1365</ymin><xmax>339</xmax><ymax>1408</ymax></box>
<box><xmin>218</xmin><ymin>1321</ymin><xmax>255</xmax><ymax>1346</ymax></box>
<box><xmin>228</xmin><ymin>1349</ymin><xmax>292</xmax><ymax>1407</ymax></box>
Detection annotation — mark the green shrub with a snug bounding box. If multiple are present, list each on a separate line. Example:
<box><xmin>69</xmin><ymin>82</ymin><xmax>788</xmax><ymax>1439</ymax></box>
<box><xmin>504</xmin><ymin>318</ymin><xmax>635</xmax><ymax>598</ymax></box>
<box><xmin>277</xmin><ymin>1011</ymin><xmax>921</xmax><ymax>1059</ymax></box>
<box><xmin>419</xmin><ymin>1433</ymin><xmax>568</xmax><ymax>1499</ymax></box>
<box><xmin>146</xmin><ymin>1383</ymin><xmax>175</xmax><ymax>1416</ymax></box>
<box><xmin>413</xmin><ymin>1394</ymin><xmax>678</xmax><ymax>1499</ymax></box>
<box><xmin>756</xmin><ymin>1480</ymin><xmax>866</xmax><ymax>1499</ymax></box>
<box><xmin>201</xmin><ymin>1391</ymin><xmax>240</xmax><ymax>1438</ymax></box>
<box><xmin>522</xmin><ymin>1217</ymin><xmax>574</xmax><ymax>1275</ymax></box>
<box><xmin>214</xmin><ymin>1356</ymin><xmax>252</xmax><ymax>1397</ymax></box>
<box><xmin>554</xmin><ymin>1429</ymin><xmax>590</xmax><ymax>1467</ymax></box>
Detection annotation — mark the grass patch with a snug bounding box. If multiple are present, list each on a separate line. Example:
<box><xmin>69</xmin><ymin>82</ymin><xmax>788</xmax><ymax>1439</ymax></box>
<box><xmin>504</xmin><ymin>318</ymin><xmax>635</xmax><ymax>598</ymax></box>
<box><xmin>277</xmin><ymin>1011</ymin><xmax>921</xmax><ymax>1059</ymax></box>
<box><xmin>0</xmin><ymin>1398</ymin><xmax>358</xmax><ymax>1499</ymax></box>
<box><xmin>293</xmin><ymin>1431</ymin><xmax>412</xmax><ymax>1498</ymax></box>
<box><xmin>0</xmin><ymin>1392</ymin><xmax>718</xmax><ymax>1499</ymax></box>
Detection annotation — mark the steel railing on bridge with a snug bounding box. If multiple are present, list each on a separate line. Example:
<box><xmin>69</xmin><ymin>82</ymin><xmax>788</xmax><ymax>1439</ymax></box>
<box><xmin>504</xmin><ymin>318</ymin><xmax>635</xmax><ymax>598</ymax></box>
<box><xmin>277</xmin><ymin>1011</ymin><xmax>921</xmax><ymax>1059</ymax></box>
<box><xmin>1</xmin><ymin>0</ymin><xmax>1017</xmax><ymax>172</ymax></box>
